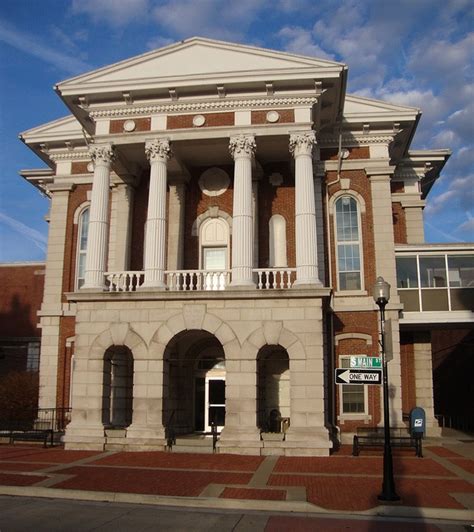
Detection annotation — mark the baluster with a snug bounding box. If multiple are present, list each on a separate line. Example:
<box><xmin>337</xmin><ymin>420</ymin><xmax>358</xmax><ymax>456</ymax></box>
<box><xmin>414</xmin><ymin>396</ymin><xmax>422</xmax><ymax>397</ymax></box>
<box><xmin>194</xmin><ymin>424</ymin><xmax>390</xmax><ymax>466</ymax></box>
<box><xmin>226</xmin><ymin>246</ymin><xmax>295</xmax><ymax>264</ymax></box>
<box><xmin>277</xmin><ymin>270</ymin><xmax>283</xmax><ymax>289</ymax></box>
<box><xmin>197</xmin><ymin>271</ymin><xmax>202</xmax><ymax>291</ymax></box>
<box><xmin>265</xmin><ymin>271</ymin><xmax>270</xmax><ymax>290</ymax></box>
<box><xmin>257</xmin><ymin>271</ymin><xmax>263</xmax><ymax>289</ymax></box>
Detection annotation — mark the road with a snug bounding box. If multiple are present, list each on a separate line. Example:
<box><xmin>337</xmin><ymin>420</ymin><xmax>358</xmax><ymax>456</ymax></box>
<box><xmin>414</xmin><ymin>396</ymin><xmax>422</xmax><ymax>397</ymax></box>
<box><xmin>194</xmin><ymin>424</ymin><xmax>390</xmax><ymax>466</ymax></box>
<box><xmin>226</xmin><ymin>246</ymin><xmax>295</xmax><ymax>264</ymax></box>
<box><xmin>0</xmin><ymin>496</ymin><xmax>470</xmax><ymax>531</ymax></box>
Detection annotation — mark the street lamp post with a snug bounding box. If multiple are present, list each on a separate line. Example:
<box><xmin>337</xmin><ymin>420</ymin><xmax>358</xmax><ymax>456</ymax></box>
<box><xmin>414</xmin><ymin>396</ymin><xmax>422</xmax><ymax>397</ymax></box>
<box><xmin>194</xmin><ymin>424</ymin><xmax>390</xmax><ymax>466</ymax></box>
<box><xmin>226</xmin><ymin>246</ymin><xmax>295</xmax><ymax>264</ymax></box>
<box><xmin>373</xmin><ymin>276</ymin><xmax>400</xmax><ymax>502</ymax></box>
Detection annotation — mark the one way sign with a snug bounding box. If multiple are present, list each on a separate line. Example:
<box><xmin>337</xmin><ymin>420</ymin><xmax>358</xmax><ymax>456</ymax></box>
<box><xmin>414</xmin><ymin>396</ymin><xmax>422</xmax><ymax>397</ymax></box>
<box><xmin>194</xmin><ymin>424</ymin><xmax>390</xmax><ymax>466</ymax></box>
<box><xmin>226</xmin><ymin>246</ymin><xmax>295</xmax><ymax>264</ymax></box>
<box><xmin>335</xmin><ymin>368</ymin><xmax>382</xmax><ymax>385</ymax></box>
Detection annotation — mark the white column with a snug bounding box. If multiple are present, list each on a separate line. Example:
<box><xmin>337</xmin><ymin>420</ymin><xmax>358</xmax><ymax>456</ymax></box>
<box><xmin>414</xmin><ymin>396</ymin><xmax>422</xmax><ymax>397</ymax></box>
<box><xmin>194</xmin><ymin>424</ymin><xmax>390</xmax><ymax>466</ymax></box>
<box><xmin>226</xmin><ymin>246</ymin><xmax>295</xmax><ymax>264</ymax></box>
<box><xmin>82</xmin><ymin>143</ymin><xmax>115</xmax><ymax>290</ymax></box>
<box><xmin>142</xmin><ymin>138</ymin><xmax>171</xmax><ymax>289</ymax></box>
<box><xmin>229</xmin><ymin>135</ymin><xmax>256</xmax><ymax>288</ymax></box>
<box><xmin>290</xmin><ymin>131</ymin><xmax>321</xmax><ymax>286</ymax></box>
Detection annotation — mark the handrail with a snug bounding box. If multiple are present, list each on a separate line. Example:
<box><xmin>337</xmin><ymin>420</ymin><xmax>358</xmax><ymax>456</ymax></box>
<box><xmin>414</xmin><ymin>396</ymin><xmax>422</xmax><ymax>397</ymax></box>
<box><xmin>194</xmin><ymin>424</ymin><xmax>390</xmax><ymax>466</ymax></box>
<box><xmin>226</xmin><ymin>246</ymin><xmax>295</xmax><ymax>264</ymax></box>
<box><xmin>165</xmin><ymin>410</ymin><xmax>176</xmax><ymax>449</ymax></box>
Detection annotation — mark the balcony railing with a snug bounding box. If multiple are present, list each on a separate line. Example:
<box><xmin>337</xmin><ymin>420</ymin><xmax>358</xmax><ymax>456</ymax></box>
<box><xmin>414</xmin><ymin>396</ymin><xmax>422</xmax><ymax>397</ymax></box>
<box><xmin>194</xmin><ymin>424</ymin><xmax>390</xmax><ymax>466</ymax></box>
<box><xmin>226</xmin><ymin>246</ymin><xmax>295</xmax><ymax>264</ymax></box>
<box><xmin>105</xmin><ymin>268</ymin><xmax>297</xmax><ymax>293</ymax></box>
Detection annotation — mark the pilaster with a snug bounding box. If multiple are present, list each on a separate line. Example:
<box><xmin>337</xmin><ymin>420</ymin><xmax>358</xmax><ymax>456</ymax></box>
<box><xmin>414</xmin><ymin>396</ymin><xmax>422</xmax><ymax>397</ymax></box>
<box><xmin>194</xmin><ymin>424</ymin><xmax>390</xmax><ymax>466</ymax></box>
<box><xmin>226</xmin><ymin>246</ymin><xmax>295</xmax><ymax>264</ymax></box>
<box><xmin>108</xmin><ymin>183</ymin><xmax>134</xmax><ymax>271</ymax></box>
<box><xmin>413</xmin><ymin>331</ymin><xmax>441</xmax><ymax>436</ymax></box>
<box><xmin>38</xmin><ymin>184</ymin><xmax>72</xmax><ymax>409</ymax></box>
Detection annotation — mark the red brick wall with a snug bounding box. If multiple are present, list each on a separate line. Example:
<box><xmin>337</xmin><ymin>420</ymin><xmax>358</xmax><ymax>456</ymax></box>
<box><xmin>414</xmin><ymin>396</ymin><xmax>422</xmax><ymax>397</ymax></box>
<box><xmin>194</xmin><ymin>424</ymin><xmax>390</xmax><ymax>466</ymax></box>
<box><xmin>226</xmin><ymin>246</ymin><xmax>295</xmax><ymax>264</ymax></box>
<box><xmin>258</xmin><ymin>162</ymin><xmax>295</xmax><ymax>268</ymax></box>
<box><xmin>110</xmin><ymin>117</ymin><xmax>151</xmax><ymax>134</ymax></box>
<box><xmin>320</xmin><ymin>146</ymin><xmax>370</xmax><ymax>160</ymax></box>
<box><xmin>62</xmin><ymin>184</ymin><xmax>91</xmax><ymax>296</ymax></box>
<box><xmin>325</xmin><ymin>169</ymin><xmax>377</xmax><ymax>291</ymax></box>
<box><xmin>392</xmin><ymin>202</ymin><xmax>407</xmax><ymax>244</ymax></box>
<box><xmin>334</xmin><ymin>311</ymin><xmax>381</xmax><ymax>431</ymax></box>
<box><xmin>183</xmin><ymin>166</ymin><xmax>234</xmax><ymax>269</ymax></box>
<box><xmin>71</xmin><ymin>161</ymin><xmax>92</xmax><ymax>174</ymax></box>
<box><xmin>251</xmin><ymin>109</ymin><xmax>294</xmax><ymax>124</ymax></box>
<box><xmin>167</xmin><ymin>112</ymin><xmax>234</xmax><ymax>129</ymax></box>
<box><xmin>391</xmin><ymin>181</ymin><xmax>405</xmax><ymax>193</ymax></box>
<box><xmin>130</xmin><ymin>171</ymin><xmax>149</xmax><ymax>271</ymax></box>
<box><xmin>0</xmin><ymin>264</ymin><xmax>45</xmax><ymax>338</ymax></box>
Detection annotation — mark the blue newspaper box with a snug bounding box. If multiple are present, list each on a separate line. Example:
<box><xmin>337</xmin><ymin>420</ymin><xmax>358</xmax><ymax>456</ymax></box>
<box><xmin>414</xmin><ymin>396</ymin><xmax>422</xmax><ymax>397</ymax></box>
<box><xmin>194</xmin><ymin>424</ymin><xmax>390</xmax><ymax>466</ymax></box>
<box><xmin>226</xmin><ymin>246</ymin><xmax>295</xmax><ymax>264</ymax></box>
<box><xmin>410</xmin><ymin>407</ymin><xmax>426</xmax><ymax>437</ymax></box>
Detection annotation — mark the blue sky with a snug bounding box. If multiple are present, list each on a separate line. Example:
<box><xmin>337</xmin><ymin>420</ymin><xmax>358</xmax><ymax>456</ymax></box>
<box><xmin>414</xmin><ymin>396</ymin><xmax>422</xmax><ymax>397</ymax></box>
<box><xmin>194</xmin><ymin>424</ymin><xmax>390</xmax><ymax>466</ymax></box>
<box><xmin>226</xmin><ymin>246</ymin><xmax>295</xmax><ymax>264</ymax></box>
<box><xmin>0</xmin><ymin>0</ymin><xmax>473</xmax><ymax>262</ymax></box>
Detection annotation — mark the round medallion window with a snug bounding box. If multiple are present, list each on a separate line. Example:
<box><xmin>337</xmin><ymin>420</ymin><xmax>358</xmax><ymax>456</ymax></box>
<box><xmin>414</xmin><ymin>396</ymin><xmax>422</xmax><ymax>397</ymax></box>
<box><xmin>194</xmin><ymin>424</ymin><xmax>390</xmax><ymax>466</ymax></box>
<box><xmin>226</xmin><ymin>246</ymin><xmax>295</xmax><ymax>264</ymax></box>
<box><xmin>193</xmin><ymin>114</ymin><xmax>206</xmax><ymax>127</ymax></box>
<box><xmin>198</xmin><ymin>168</ymin><xmax>230</xmax><ymax>197</ymax></box>
<box><xmin>86</xmin><ymin>162</ymin><xmax>94</xmax><ymax>172</ymax></box>
<box><xmin>123</xmin><ymin>119</ymin><xmax>136</xmax><ymax>132</ymax></box>
<box><xmin>266</xmin><ymin>111</ymin><xmax>280</xmax><ymax>123</ymax></box>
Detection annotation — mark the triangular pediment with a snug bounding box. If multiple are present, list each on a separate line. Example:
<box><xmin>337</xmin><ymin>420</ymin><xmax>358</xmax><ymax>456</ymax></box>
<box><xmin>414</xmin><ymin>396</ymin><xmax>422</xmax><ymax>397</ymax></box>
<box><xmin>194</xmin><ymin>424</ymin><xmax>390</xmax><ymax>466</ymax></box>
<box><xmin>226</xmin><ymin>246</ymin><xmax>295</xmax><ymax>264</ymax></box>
<box><xmin>344</xmin><ymin>94</ymin><xmax>419</xmax><ymax>121</ymax></box>
<box><xmin>57</xmin><ymin>37</ymin><xmax>345</xmax><ymax>93</ymax></box>
<box><xmin>20</xmin><ymin>115</ymin><xmax>83</xmax><ymax>143</ymax></box>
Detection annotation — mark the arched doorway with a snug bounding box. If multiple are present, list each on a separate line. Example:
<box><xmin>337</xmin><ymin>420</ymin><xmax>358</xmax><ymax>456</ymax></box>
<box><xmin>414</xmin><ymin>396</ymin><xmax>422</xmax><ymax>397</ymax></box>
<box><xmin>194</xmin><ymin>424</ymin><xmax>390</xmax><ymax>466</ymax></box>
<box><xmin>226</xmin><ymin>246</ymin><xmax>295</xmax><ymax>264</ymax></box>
<box><xmin>257</xmin><ymin>345</ymin><xmax>290</xmax><ymax>433</ymax></box>
<box><xmin>163</xmin><ymin>330</ymin><xmax>225</xmax><ymax>434</ymax></box>
<box><xmin>102</xmin><ymin>346</ymin><xmax>134</xmax><ymax>428</ymax></box>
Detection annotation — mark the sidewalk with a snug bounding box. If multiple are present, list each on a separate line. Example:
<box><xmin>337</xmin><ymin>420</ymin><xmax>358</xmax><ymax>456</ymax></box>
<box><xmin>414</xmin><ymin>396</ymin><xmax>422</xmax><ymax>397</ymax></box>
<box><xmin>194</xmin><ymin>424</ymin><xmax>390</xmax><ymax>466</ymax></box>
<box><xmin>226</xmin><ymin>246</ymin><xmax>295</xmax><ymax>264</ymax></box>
<box><xmin>0</xmin><ymin>440</ymin><xmax>473</xmax><ymax>522</ymax></box>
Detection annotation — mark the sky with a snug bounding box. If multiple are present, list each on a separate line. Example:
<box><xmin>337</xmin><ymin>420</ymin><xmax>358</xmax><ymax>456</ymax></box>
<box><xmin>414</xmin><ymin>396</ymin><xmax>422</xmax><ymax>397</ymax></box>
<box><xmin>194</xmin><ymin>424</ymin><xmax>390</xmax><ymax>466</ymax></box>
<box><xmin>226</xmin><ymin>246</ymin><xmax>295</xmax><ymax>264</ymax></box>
<box><xmin>0</xmin><ymin>0</ymin><xmax>473</xmax><ymax>262</ymax></box>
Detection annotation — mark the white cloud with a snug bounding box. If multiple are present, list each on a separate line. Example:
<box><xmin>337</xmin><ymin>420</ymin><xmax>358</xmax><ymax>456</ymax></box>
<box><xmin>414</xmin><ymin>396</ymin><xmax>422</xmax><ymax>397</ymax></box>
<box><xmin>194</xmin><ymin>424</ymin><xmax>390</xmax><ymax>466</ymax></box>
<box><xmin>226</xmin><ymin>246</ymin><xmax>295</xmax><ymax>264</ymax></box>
<box><xmin>278</xmin><ymin>27</ymin><xmax>335</xmax><ymax>60</ymax></box>
<box><xmin>425</xmin><ymin>174</ymin><xmax>474</xmax><ymax>215</ymax></box>
<box><xmin>151</xmin><ymin>0</ymin><xmax>266</xmax><ymax>41</ymax></box>
<box><xmin>0</xmin><ymin>212</ymin><xmax>47</xmax><ymax>253</ymax></box>
<box><xmin>456</xmin><ymin>214</ymin><xmax>474</xmax><ymax>236</ymax></box>
<box><xmin>71</xmin><ymin>0</ymin><xmax>150</xmax><ymax>27</ymax></box>
<box><xmin>0</xmin><ymin>19</ymin><xmax>92</xmax><ymax>74</ymax></box>
<box><xmin>147</xmin><ymin>35</ymin><xmax>174</xmax><ymax>50</ymax></box>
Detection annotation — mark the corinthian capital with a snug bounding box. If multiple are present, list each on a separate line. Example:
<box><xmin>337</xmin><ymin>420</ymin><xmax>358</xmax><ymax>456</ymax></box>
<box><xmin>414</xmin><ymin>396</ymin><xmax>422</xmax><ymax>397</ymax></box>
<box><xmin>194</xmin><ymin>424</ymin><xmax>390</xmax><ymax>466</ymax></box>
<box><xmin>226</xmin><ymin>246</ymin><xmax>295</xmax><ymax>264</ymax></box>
<box><xmin>89</xmin><ymin>143</ymin><xmax>115</xmax><ymax>165</ymax></box>
<box><xmin>145</xmin><ymin>138</ymin><xmax>171</xmax><ymax>162</ymax></box>
<box><xmin>229</xmin><ymin>135</ymin><xmax>256</xmax><ymax>159</ymax></box>
<box><xmin>289</xmin><ymin>131</ymin><xmax>316</xmax><ymax>157</ymax></box>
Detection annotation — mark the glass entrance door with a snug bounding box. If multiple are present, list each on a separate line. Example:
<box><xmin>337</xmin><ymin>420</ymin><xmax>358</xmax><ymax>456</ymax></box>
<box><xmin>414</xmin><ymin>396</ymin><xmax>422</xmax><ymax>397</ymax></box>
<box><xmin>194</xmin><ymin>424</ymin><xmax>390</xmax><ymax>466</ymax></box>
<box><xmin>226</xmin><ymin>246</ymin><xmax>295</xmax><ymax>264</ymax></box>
<box><xmin>205</xmin><ymin>377</ymin><xmax>225</xmax><ymax>431</ymax></box>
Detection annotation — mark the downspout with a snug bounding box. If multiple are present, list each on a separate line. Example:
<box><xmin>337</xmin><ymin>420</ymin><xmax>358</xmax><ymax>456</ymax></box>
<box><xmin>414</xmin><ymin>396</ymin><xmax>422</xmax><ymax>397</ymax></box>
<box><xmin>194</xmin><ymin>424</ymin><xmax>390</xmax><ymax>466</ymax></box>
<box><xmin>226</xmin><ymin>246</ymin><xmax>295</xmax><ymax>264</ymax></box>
<box><xmin>325</xmin><ymin>130</ymin><xmax>343</xmax><ymax>445</ymax></box>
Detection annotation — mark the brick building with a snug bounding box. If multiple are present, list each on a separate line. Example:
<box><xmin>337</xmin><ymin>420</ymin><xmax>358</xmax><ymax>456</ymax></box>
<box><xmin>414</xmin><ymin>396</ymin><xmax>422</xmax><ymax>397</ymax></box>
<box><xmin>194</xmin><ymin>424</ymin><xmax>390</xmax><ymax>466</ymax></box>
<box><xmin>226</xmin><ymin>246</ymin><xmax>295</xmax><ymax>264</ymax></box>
<box><xmin>18</xmin><ymin>38</ymin><xmax>473</xmax><ymax>454</ymax></box>
<box><xmin>0</xmin><ymin>263</ymin><xmax>44</xmax><ymax>375</ymax></box>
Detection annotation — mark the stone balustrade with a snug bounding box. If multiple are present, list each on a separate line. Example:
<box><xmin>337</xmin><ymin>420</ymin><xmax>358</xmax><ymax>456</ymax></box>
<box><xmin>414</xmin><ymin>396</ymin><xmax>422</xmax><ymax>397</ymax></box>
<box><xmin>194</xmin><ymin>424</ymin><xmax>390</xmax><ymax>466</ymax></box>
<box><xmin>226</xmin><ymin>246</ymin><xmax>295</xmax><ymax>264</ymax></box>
<box><xmin>104</xmin><ymin>268</ymin><xmax>297</xmax><ymax>292</ymax></box>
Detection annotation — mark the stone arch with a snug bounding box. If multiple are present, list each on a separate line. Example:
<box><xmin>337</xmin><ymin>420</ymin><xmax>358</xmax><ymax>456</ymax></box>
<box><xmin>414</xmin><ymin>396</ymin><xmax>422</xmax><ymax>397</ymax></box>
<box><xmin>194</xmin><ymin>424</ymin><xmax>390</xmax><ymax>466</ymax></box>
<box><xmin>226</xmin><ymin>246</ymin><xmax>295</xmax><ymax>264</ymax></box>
<box><xmin>149</xmin><ymin>308</ymin><xmax>240</xmax><ymax>361</ymax></box>
<box><xmin>328</xmin><ymin>189</ymin><xmax>367</xmax><ymax>214</ymax></box>
<box><xmin>191</xmin><ymin>207</ymin><xmax>233</xmax><ymax>236</ymax></box>
<box><xmin>335</xmin><ymin>332</ymin><xmax>373</xmax><ymax>346</ymax></box>
<box><xmin>241</xmin><ymin>321</ymin><xmax>305</xmax><ymax>361</ymax></box>
<box><xmin>88</xmin><ymin>323</ymin><xmax>148</xmax><ymax>360</ymax></box>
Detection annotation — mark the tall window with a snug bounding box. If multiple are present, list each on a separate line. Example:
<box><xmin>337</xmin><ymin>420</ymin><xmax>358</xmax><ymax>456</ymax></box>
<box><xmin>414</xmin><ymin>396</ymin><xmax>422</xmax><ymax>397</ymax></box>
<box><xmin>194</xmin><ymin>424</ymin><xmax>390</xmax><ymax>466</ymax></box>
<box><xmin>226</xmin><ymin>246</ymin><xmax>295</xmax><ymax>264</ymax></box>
<box><xmin>76</xmin><ymin>207</ymin><xmax>89</xmax><ymax>289</ymax></box>
<box><xmin>335</xmin><ymin>196</ymin><xmax>362</xmax><ymax>290</ymax></box>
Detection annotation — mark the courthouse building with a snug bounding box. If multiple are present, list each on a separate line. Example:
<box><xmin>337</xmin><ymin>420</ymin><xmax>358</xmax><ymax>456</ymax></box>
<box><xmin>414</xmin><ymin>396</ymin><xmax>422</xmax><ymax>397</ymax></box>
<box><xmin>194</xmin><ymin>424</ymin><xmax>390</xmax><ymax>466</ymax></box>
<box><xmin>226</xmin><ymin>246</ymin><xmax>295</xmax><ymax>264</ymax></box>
<box><xmin>18</xmin><ymin>38</ymin><xmax>473</xmax><ymax>454</ymax></box>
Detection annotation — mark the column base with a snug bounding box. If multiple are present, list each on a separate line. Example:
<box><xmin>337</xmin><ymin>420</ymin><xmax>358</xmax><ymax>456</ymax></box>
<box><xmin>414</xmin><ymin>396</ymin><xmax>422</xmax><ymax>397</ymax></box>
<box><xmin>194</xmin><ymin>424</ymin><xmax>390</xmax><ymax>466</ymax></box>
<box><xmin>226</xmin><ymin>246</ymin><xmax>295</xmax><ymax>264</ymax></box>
<box><xmin>63</xmin><ymin>423</ymin><xmax>105</xmax><ymax>451</ymax></box>
<box><xmin>228</xmin><ymin>282</ymin><xmax>256</xmax><ymax>290</ymax></box>
<box><xmin>283</xmin><ymin>426</ymin><xmax>332</xmax><ymax>456</ymax></box>
<box><xmin>292</xmin><ymin>279</ymin><xmax>323</xmax><ymax>289</ymax></box>
<box><xmin>217</xmin><ymin>426</ymin><xmax>262</xmax><ymax>455</ymax></box>
<box><xmin>138</xmin><ymin>283</ymin><xmax>166</xmax><ymax>291</ymax></box>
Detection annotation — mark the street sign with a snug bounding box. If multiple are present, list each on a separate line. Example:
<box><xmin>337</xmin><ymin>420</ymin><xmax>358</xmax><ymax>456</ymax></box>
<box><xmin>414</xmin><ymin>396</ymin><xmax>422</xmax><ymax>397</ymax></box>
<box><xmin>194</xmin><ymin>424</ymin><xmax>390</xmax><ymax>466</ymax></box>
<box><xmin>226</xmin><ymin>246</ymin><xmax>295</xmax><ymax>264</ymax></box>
<box><xmin>335</xmin><ymin>368</ymin><xmax>382</xmax><ymax>385</ymax></box>
<box><xmin>350</xmin><ymin>356</ymin><xmax>382</xmax><ymax>369</ymax></box>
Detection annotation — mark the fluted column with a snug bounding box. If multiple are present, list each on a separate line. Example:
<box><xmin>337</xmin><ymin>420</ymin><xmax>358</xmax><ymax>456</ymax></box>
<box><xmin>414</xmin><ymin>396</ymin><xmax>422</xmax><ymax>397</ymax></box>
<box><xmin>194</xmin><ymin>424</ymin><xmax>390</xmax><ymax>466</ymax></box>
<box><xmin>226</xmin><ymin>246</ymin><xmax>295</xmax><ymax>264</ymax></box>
<box><xmin>290</xmin><ymin>131</ymin><xmax>321</xmax><ymax>286</ymax></box>
<box><xmin>142</xmin><ymin>138</ymin><xmax>171</xmax><ymax>289</ymax></box>
<box><xmin>229</xmin><ymin>135</ymin><xmax>256</xmax><ymax>288</ymax></box>
<box><xmin>82</xmin><ymin>143</ymin><xmax>115</xmax><ymax>290</ymax></box>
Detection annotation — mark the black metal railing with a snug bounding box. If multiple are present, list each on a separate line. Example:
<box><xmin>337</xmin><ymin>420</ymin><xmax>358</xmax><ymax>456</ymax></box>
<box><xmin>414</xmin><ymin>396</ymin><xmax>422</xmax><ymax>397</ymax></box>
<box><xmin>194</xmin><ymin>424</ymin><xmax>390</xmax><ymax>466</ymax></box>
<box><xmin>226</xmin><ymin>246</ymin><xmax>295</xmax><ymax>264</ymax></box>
<box><xmin>0</xmin><ymin>407</ymin><xmax>71</xmax><ymax>433</ymax></box>
<box><xmin>165</xmin><ymin>410</ymin><xmax>176</xmax><ymax>449</ymax></box>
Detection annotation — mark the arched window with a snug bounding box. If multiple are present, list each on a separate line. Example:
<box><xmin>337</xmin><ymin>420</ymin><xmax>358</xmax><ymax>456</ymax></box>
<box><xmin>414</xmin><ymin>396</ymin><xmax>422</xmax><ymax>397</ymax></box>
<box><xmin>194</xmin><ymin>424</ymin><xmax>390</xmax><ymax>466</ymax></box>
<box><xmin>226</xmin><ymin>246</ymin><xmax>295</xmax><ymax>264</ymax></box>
<box><xmin>335</xmin><ymin>196</ymin><xmax>362</xmax><ymax>290</ymax></box>
<box><xmin>76</xmin><ymin>207</ymin><xmax>89</xmax><ymax>289</ymax></box>
<box><xmin>200</xmin><ymin>217</ymin><xmax>229</xmax><ymax>271</ymax></box>
<box><xmin>269</xmin><ymin>215</ymin><xmax>287</xmax><ymax>268</ymax></box>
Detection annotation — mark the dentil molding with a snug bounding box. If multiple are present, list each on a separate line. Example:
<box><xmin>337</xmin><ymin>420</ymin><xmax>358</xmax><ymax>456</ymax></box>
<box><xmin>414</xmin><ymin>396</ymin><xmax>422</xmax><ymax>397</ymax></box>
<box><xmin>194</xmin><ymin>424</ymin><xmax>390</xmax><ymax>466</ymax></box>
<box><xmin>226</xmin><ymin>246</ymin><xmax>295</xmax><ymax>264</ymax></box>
<box><xmin>88</xmin><ymin>96</ymin><xmax>318</xmax><ymax>119</ymax></box>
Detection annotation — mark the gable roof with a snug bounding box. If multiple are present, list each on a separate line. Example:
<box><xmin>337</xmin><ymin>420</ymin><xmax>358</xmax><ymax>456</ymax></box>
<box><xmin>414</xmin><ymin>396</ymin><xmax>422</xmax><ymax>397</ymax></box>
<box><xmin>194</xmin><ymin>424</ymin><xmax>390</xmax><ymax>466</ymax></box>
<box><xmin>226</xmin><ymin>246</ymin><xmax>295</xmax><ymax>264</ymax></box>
<box><xmin>344</xmin><ymin>94</ymin><xmax>420</xmax><ymax>122</ymax></box>
<box><xmin>57</xmin><ymin>37</ymin><xmax>346</xmax><ymax>96</ymax></box>
<box><xmin>19</xmin><ymin>115</ymin><xmax>84</xmax><ymax>144</ymax></box>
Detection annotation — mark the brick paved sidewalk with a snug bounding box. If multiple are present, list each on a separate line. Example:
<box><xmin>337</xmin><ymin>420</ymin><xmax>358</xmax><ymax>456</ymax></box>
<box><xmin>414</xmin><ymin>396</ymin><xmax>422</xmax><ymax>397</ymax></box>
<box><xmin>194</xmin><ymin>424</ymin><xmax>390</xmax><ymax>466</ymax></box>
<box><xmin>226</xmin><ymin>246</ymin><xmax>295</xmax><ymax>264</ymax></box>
<box><xmin>0</xmin><ymin>444</ymin><xmax>472</xmax><ymax>513</ymax></box>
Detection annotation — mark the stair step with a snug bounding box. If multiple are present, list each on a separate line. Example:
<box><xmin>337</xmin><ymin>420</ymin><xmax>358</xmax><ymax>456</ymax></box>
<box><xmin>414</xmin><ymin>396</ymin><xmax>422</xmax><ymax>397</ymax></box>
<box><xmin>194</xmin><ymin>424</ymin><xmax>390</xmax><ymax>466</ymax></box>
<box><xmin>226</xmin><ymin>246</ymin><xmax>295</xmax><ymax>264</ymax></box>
<box><xmin>105</xmin><ymin>429</ymin><xmax>127</xmax><ymax>438</ymax></box>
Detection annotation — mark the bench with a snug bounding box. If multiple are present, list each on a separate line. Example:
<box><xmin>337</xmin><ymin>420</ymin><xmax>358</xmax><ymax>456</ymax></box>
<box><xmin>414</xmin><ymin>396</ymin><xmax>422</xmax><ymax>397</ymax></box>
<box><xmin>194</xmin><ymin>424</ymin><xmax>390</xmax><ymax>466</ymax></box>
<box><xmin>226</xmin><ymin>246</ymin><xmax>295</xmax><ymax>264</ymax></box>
<box><xmin>353</xmin><ymin>427</ymin><xmax>422</xmax><ymax>457</ymax></box>
<box><xmin>8</xmin><ymin>429</ymin><xmax>54</xmax><ymax>448</ymax></box>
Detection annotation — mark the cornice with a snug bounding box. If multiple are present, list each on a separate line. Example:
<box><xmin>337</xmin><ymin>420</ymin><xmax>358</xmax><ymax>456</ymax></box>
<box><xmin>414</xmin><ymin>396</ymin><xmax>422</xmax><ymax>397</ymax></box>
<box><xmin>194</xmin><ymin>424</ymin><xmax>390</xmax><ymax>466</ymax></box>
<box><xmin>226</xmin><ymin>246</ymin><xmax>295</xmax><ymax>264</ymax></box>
<box><xmin>88</xmin><ymin>96</ymin><xmax>318</xmax><ymax>119</ymax></box>
<box><xmin>48</xmin><ymin>150</ymin><xmax>90</xmax><ymax>162</ymax></box>
<box><xmin>319</xmin><ymin>133</ymin><xmax>394</xmax><ymax>147</ymax></box>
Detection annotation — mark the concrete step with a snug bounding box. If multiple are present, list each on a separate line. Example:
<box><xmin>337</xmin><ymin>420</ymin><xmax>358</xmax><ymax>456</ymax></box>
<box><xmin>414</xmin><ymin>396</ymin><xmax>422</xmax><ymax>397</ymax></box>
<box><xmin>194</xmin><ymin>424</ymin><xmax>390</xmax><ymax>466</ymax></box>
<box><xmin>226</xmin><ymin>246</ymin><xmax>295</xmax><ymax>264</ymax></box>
<box><xmin>172</xmin><ymin>434</ymin><xmax>215</xmax><ymax>454</ymax></box>
<box><xmin>105</xmin><ymin>429</ymin><xmax>127</xmax><ymax>438</ymax></box>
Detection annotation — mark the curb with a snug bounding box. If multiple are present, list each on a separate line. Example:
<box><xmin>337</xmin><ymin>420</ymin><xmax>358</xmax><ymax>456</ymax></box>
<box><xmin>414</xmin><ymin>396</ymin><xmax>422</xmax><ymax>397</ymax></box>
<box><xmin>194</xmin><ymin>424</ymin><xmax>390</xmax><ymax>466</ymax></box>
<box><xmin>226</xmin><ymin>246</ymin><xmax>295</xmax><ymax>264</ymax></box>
<box><xmin>0</xmin><ymin>486</ymin><xmax>472</xmax><ymax>522</ymax></box>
